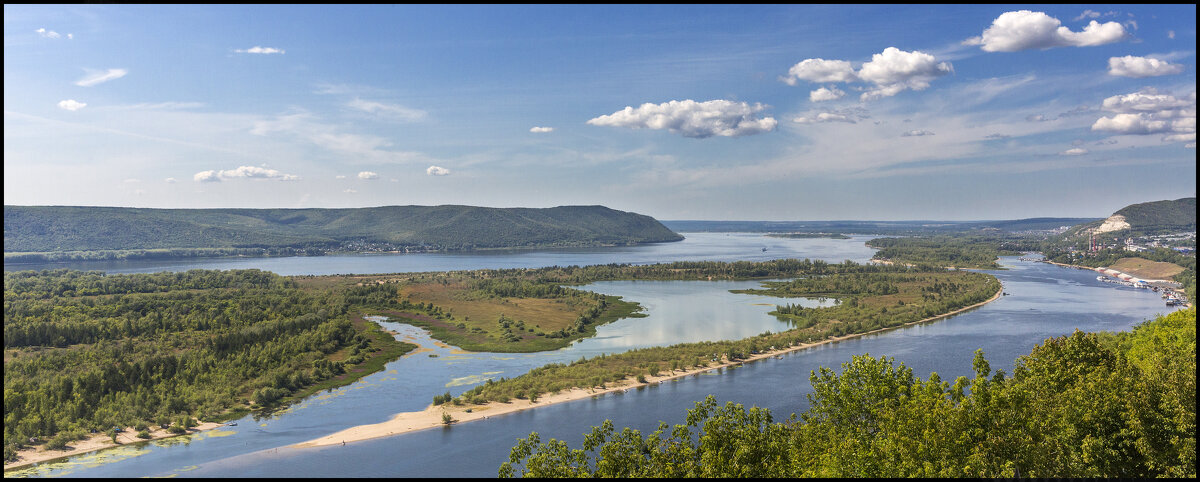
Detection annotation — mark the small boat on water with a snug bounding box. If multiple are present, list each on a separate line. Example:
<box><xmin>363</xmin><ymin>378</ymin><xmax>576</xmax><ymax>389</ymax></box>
<box><xmin>227</xmin><ymin>422</ymin><xmax>237</xmax><ymax>427</ymax></box>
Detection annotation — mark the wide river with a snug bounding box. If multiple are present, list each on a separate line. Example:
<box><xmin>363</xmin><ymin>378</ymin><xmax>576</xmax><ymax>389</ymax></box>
<box><xmin>4</xmin><ymin>233</ymin><xmax>1181</xmax><ymax>477</ymax></box>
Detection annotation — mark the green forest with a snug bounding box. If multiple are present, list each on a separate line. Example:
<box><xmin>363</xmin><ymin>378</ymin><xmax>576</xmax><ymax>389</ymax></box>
<box><xmin>2</xmin><ymin>269</ymin><xmax>415</xmax><ymax>463</ymax></box>
<box><xmin>500</xmin><ymin>308</ymin><xmax>1196</xmax><ymax>478</ymax></box>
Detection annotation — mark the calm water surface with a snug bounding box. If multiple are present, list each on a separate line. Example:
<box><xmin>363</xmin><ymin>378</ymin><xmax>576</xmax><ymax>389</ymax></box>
<box><xmin>6</xmin><ymin>236</ymin><xmax>1181</xmax><ymax>477</ymax></box>
<box><xmin>2</xmin><ymin>232</ymin><xmax>877</xmax><ymax>275</ymax></box>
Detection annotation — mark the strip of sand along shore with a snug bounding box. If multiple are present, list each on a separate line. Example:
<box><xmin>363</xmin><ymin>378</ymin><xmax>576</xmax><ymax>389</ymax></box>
<box><xmin>4</xmin><ymin>422</ymin><xmax>224</xmax><ymax>472</ymax></box>
<box><xmin>294</xmin><ymin>286</ymin><xmax>1004</xmax><ymax>448</ymax></box>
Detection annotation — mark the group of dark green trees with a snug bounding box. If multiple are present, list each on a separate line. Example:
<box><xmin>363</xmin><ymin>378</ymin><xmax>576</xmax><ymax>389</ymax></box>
<box><xmin>3</xmin><ymin>269</ymin><xmax>412</xmax><ymax>463</ymax></box>
<box><xmin>500</xmin><ymin>308</ymin><xmax>1196</xmax><ymax>478</ymax></box>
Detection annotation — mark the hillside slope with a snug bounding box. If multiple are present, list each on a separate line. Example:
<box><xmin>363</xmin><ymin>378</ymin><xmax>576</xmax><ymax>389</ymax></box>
<box><xmin>3</xmin><ymin>205</ymin><xmax>683</xmax><ymax>252</ymax></box>
<box><xmin>1065</xmin><ymin>197</ymin><xmax>1196</xmax><ymax>238</ymax></box>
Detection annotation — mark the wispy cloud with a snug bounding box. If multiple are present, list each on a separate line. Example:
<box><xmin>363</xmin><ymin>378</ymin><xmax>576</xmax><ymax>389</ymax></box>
<box><xmin>75</xmin><ymin>68</ymin><xmax>127</xmax><ymax>87</ymax></box>
<box><xmin>346</xmin><ymin>98</ymin><xmax>427</xmax><ymax>122</ymax></box>
<box><xmin>357</xmin><ymin>171</ymin><xmax>379</xmax><ymax>180</ymax></box>
<box><xmin>109</xmin><ymin>102</ymin><xmax>206</xmax><ymax>111</ymax></box>
<box><xmin>250</xmin><ymin>110</ymin><xmax>430</xmax><ymax>164</ymax></box>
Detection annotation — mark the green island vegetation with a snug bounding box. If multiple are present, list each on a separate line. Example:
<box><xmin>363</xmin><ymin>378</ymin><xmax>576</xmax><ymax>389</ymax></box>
<box><xmin>2</xmin><ymin>205</ymin><xmax>683</xmax><ymax>261</ymax></box>
<box><xmin>2</xmin><ymin>269</ymin><xmax>416</xmax><ymax>465</ymax></box>
<box><xmin>866</xmin><ymin>235</ymin><xmax>1024</xmax><ymax>269</ymax></box>
<box><xmin>765</xmin><ymin>232</ymin><xmax>850</xmax><ymax>239</ymax></box>
<box><xmin>438</xmin><ymin>262</ymin><xmax>1000</xmax><ymax>406</ymax></box>
<box><xmin>499</xmin><ymin>308</ymin><xmax>1196</xmax><ymax>478</ymax></box>
<box><xmin>293</xmin><ymin>271</ymin><xmax>647</xmax><ymax>353</ymax></box>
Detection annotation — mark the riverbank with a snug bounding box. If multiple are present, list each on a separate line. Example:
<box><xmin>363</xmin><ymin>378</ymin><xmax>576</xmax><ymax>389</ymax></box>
<box><xmin>294</xmin><ymin>285</ymin><xmax>1004</xmax><ymax>448</ymax></box>
<box><xmin>3</xmin><ymin>422</ymin><xmax>224</xmax><ymax>472</ymax></box>
<box><xmin>1040</xmin><ymin>258</ymin><xmax>1192</xmax><ymax>308</ymax></box>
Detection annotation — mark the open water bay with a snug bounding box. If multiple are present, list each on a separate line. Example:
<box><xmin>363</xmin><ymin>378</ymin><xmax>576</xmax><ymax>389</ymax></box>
<box><xmin>5</xmin><ymin>234</ymin><xmax>1180</xmax><ymax>478</ymax></box>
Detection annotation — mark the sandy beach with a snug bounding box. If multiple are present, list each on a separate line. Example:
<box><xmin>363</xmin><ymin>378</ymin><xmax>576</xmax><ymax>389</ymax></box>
<box><xmin>294</xmin><ymin>286</ymin><xmax>1004</xmax><ymax>448</ymax></box>
<box><xmin>3</xmin><ymin>422</ymin><xmax>225</xmax><ymax>472</ymax></box>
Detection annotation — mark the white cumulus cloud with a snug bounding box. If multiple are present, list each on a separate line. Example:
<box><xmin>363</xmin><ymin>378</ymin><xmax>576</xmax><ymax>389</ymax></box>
<box><xmin>193</xmin><ymin>166</ymin><xmax>300</xmax><ymax>182</ymax></box>
<box><xmin>530</xmin><ymin>126</ymin><xmax>555</xmax><ymax>133</ymax></box>
<box><xmin>75</xmin><ymin>68</ymin><xmax>128</xmax><ymax>87</ymax></box>
<box><xmin>57</xmin><ymin>99</ymin><xmax>86</xmax><ymax>111</ymax></box>
<box><xmin>965</xmin><ymin>10</ymin><xmax>1126</xmax><ymax>52</ymax></box>
<box><xmin>857</xmin><ymin>48</ymin><xmax>953</xmax><ymax>100</ymax></box>
<box><xmin>358</xmin><ymin>171</ymin><xmax>379</xmax><ymax>180</ymax></box>
<box><xmin>783</xmin><ymin>48</ymin><xmax>952</xmax><ymax>101</ymax></box>
<box><xmin>782</xmin><ymin>58</ymin><xmax>858</xmax><ymax>85</ymax></box>
<box><xmin>236</xmin><ymin>46</ymin><xmax>285</xmax><ymax>54</ymax></box>
<box><xmin>1101</xmin><ymin>92</ymin><xmax>1193</xmax><ymax>114</ymax></box>
<box><xmin>1092</xmin><ymin>91</ymin><xmax>1195</xmax><ymax>142</ymax></box>
<box><xmin>587</xmin><ymin>99</ymin><xmax>777</xmax><ymax>138</ymax></box>
<box><xmin>809</xmin><ymin>87</ymin><xmax>845</xmax><ymax>102</ymax></box>
<box><xmin>426</xmin><ymin>165</ymin><xmax>451</xmax><ymax>176</ymax></box>
<box><xmin>1107</xmin><ymin>56</ymin><xmax>1184</xmax><ymax>78</ymax></box>
<box><xmin>1092</xmin><ymin>113</ymin><xmax>1172</xmax><ymax>135</ymax></box>
<box><xmin>1059</xmin><ymin>147</ymin><xmax>1089</xmax><ymax>156</ymax></box>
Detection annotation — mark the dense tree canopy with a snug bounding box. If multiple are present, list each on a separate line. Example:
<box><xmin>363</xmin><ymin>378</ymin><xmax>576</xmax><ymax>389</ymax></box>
<box><xmin>3</xmin><ymin>269</ymin><xmax>413</xmax><ymax>462</ymax></box>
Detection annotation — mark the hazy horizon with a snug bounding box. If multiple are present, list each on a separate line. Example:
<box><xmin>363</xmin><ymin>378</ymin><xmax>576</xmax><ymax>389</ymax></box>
<box><xmin>4</xmin><ymin>5</ymin><xmax>1195</xmax><ymax>222</ymax></box>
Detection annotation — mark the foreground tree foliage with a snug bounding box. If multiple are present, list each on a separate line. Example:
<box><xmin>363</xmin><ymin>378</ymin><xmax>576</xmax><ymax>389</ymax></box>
<box><xmin>500</xmin><ymin>308</ymin><xmax>1196</xmax><ymax>478</ymax></box>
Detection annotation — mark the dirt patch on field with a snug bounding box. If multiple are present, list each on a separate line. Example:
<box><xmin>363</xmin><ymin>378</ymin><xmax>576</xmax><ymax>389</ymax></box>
<box><xmin>1109</xmin><ymin>257</ymin><xmax>1185</xmax><ymax>280</ymax></box>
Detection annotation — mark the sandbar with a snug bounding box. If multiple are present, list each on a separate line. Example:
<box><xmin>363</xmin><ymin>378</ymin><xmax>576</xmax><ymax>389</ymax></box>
<box><xmin>294</xmin><ymin>285</ymin><xmax>1004</xmax><ymax>448</ymax></box>
<box><xmin>4</xmin><ymin>422</ymin><xmax>224</xmax><ymax>472</ymax></box>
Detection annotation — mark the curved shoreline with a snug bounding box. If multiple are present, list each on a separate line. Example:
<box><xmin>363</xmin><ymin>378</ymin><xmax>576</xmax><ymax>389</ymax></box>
<box><xmin>294</xmin><ymin>285</ymin><xmax>1005</xmax><ymax>449</ymax></box>
<box><xmin>3</xmin><ymin>422</ymin><xmax>224</xmax><ymax>472</ymax></box>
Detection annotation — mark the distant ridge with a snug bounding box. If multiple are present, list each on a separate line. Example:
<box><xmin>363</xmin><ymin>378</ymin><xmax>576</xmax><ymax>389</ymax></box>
<box><xmin>3</xmin><ymin>205</ymin><xmax>684</xmax><ymax>253</ymax></box>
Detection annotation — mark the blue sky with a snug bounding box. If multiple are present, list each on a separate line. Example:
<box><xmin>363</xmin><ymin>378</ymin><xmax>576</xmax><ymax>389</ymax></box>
<box><xmin>4</xmin><ymin>4</ymin><xmax>1195</xmax><ymax>220</ymax></box>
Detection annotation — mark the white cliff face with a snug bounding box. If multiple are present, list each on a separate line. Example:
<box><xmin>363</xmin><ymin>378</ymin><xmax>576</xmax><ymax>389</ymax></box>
<box><xmin>1093</xmin><ymin>214</ymin><xmax>1131</xmax><ymax>234</ymax></box>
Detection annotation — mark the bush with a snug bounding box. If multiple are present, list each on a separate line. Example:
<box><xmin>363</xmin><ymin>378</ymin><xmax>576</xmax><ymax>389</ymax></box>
<box><xmin>45</xmin><ymin>433</ymin><xmax>72</xmax><ymax>451</ymax></box>
<box><xmin>136</xmin><ymin>430</ymin><xmax>151</xmax><ymax>439</ymax></box>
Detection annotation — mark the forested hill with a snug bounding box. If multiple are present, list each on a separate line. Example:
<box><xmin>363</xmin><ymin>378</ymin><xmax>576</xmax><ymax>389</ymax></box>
<box><xmin>1065</xmin><ymin>197</ymin><xmax>1196</xmax><ymax>237</ymax></box>
<box><xmin>1112</xmin><ymin>197</ymin><xmax>1196</xmax><ymax>232</ymax></box>
<box><xmin>3</xmin><ymin>205</ymin><xmax>684</xmax><ymax>253</ymax></box>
